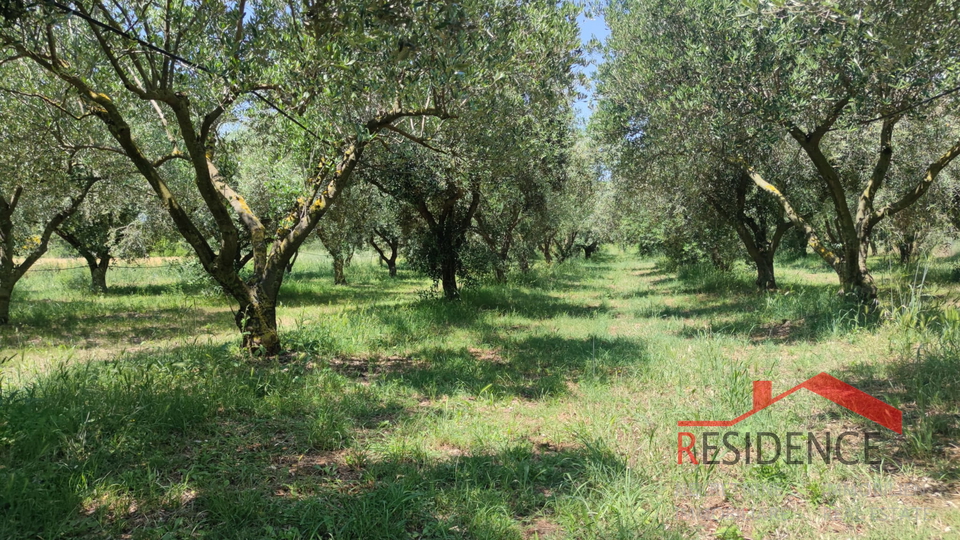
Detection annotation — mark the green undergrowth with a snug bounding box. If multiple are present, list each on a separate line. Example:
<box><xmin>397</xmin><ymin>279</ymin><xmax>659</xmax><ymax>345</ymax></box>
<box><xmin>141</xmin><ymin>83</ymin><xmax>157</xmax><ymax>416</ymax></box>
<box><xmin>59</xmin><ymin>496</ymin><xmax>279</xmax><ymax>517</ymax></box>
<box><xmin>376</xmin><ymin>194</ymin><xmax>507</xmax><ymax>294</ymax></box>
<box><xmin>1</xmin><ymin>248</ymin><xmax>959</xmax><ymax>538</ymax></box>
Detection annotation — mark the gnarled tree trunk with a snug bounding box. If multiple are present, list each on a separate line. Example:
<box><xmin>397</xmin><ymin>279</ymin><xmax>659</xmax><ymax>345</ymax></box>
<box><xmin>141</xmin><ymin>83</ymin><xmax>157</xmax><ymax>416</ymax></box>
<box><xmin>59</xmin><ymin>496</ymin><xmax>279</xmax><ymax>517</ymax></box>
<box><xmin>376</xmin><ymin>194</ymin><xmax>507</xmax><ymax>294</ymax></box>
<box><xmin>89</xmin><ymin>255</ymin><xmax>110</xmax><ymax>294</ymax></box>
<box><xmin>553</xmin><ymin>231</ymin><xmax>578</xmax><ymax>263</ymax></box>
<box><xmin>55</xmin><ymin>227</ymin><xmax>114</xmax><ymax>293</ymax></box>
<box><xmin>0</xmin><ymin>179</ymin><xmax>98</xmax><ymax>324</ymax></box>
<box><xmin>897</xmin><ymin>233</ymin><xmax>917</xmax><ymax>265</ymax></box>
<box><xmin>235</xmin><ymin>297</ymin><xmax>279</xmax><ymax>354</ymax></box>
<box><xmin>332</xmin><ymin>253</ymin><xmax>347</xmax><ymax>285</ymax></box>
<box><xmin>440</xmin><ymin>251</ymin><xmax>459</xmax><ymax>299</ymax></box>
<box><xmin>399</xmin><ymin>186</ymin><xmax>480</xmax><ymax>301</ymax></box>
<box><xmin>217</xmin><ymin>267</ymin><xmax>284</xmax><ymax>355</ymax></box>
<box><xmin>540</xmin><ymin>236</ymin><xmax>554</xmax><ymax>264</ymax></box>
<box><xmin>473</xmin><ymin>207</ymin><xmax>521</xmax><ymax>284</ymax></box>
<box><xmin>755</xmin><ymin>255</ymin><xmax>776</xmax><ymax>291</ymax></box>
<box><xmin>714</xmin><ymin>173</ymin><xmax>793</xmax><ymax>291</ymax></box>
<box><xmin>582</xmin><ymin>241</ymin><xmax>599</xmax><ymax>259</ymax></box>
<box><xmin>370</xmin><ymin>229</ymin><xmax>399</xmax><ymax>277</ymax></box>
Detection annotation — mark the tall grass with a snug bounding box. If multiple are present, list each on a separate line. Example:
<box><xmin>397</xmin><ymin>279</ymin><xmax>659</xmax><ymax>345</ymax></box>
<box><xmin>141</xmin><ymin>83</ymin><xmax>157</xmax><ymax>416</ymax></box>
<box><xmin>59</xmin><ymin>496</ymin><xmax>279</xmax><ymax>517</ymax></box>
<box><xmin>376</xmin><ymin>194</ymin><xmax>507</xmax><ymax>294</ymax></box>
<box><xmin>1</xmin><ymin>248</ymin><xmax>958</xmax><ymax>538</ymax></box>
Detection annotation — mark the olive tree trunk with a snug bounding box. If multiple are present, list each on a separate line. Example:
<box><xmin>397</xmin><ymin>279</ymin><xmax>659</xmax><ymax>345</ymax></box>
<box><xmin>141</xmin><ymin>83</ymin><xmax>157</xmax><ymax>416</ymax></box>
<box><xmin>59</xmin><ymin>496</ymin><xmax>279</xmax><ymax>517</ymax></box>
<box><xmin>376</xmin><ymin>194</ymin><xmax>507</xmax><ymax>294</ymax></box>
<box><xmin>751</xmin><ymin>110</ymin><xmax>960</xmax><ymax>303</ymax></box>
<box><xmin>582</xmin><ymin>241</ymin><xmax>599</xmax><ymax>259</ymax></box>
<box><xmin>540</xmin><ymin>237</ymin><xmax>554</xmax><ymax>264</ymax></box>
<box><xmin>234</xmin><ymin>287</ymin><xmax>280</xmax><ymax>354</ymax></box>
<box><xmin>370</xmin><ymin>229</ymin><xmax>399</xmax><ymax>278</ymax></box>
<box><xmin>0</xmin><ymin>280</ymin><xmax>12</xmax><ymax>325</ymax></box>
<box><xmin>89</xmin><ymin>255</ymin><xmax>111</xmax><ymax>294</ymax></box>
<box><xmin>54</xmin><ymin>226</ymin><xmax>115</xmax><ymax>293</ymax></box>
<box><xmin>332</xmin><ymin>253</ymin><xmax>347</xmax><ymax>285</ymax></box>
<box><xmin>897</xmin><ymin>234</ymin><xmax>917</xmax><ymax>265</ymax></box>
<box><xmin>440</xmin><ymin>250</ymin><xmax>460</xmax><ymax>300</ymax></box>
<box><xmin>0</xmin><ymin>180</ymin><xmax>98</xmax><ymax>324</ymax></box>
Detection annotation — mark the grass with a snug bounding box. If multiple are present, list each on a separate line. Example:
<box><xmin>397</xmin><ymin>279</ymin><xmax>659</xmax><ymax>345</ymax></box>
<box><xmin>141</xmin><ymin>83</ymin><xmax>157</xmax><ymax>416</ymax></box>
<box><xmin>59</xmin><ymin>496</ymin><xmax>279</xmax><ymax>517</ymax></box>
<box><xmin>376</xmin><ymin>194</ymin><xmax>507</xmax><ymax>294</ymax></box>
<box><xmin>1</xmin><ymin>246</ymin><xmax>959</xmax><ymax>538</ymax></box>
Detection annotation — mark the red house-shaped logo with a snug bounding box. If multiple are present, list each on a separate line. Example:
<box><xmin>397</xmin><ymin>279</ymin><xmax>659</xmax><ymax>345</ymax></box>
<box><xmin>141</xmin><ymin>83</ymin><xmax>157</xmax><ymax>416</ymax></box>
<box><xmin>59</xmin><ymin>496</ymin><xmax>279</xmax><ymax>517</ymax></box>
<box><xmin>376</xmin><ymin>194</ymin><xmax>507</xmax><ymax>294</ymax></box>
<box><xmin>678</xmin><ymin>372</ymin><xmax>902</xmax><ymax>434</ymax></box>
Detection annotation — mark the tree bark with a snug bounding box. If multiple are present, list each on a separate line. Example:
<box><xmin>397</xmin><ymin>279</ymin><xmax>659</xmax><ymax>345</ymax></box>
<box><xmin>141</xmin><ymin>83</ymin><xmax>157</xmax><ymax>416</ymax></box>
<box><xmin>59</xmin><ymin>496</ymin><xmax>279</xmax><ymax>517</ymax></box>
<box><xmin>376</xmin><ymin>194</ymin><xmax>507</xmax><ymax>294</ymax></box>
<box><xmin>582</xmin><ymin>241</ymin><xmax>599</xmax><ymax>259</ymax></box>
<box><xmin>285</xmin><ymin>250</ymin><xmax>299</xmax><ymax>275</ymax></box>
<box><xmin>89</xmin><ymin>255</ymin><xmax>110</xmax><ymax>294</ymax></box>
<box><xmin>840</xmin><ymin>269</ymin><xmax>873</xmax><ymax>301</ymax></box>
<box><xmin>370</xmin><ymin>230</ymin><xmax>399</xmax><ymax>278</ymax></box>
<box><xmin>540</xmin><ymin>239</ymin><xmax>553</xmax><ymax>264</ymax></box>
<box><xmin>440</xmin><ymin>251</ymin><xmax>459</xmax><ymax>299</ymax></box>
<box><xmin>332</xmin><ymin>253</ymin><xmax>347</xmax><ymax>285</ymax></box>
<box><xmin>0</xmin><ymin>282</ymin><xmax>11</xmax><ymax>325</ymax></box>
<box><xmin>755</xmin><ymin>254</ymin><xmax>777</xmax><ymax>291</ymax></box>
<box><xmin>236</xmin><ymin>299</ymin><xmax>279</xmax><ymax>355</ymax></box>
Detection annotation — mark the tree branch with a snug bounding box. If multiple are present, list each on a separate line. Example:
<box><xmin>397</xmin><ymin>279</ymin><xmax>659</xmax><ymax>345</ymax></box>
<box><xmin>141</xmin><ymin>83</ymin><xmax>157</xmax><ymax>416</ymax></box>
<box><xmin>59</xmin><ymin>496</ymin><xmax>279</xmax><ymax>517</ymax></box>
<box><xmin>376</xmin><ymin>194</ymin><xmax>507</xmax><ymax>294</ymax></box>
<box><xmin>14</xmin><ymin>175</ymin><xmax>99</xmax><ymax>281</ymax></box>
<box><xmin>0</xmin><ymin>87</ymin><xmax>92</xmax><ymax>121</ymax></box>
<box><xmin>152</xmin><ymin>152</ymin><xmax>188</xmax><ymax>168</ymax></box>
<box><xmin>383</xmin><ymin>124</ymin><xmax>450</xmax><ymax>155</ymax></box>
<box><xmin>746</xmin><ymin>168</ymin><xmax>842</xmax><ymax>272</ymax></box>
<box><xmin>872</xmin><ymin>136</ymin><xmax>960</xmax><ymax>224</ymax></box>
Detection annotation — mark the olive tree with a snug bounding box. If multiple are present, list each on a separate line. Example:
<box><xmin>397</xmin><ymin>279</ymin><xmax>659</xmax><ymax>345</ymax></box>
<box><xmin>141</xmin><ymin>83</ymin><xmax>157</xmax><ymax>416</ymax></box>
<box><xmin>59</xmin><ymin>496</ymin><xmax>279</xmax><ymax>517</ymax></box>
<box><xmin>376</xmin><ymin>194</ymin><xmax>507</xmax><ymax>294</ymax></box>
<box><xmin>537</xmin><ymin>135</ymin><xmax>611</xmax><ymax>264</ymax></box>
<box><xmin>366</xmin><ymin>188</ymin><xmax>405</xmax><ymax>278</ymax></box>
<box><xmin>366</xmin><ymin>142</ymin><xmax>481</xmax><ymax>299</ymax></box>
<box><xmin>0</xmin><ymin>73</ymin><xmax>102</xmax><ymax>322</ymax></box>
<box><xmin>2</xmin><ymin>0</ymin><xmax>573</xmax><ymax>353</ymax></box>
<box><xmin>599</xmin><ymin>0</ymin><xmax>960</xmax><ymax>301</ymax></box>
<box><xmin>471</xmin><ymin>108</ymin><xmax>573</xmax><ymax>281</ymax></box>
<box><xmin>53</xmin><ymin>177</ymin><xmax>158</xmax><ymax>293</ymax></box>
<box><xmin>315</xmin><ymin>183</ymin><xmax>373</xmax><ymax>285</ymax></box>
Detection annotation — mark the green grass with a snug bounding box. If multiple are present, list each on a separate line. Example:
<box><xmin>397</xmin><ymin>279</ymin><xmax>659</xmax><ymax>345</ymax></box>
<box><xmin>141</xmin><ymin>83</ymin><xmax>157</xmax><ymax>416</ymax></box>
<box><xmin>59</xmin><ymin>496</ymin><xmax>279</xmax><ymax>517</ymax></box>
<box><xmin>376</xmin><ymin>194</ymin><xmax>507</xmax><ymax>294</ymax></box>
<box><xmin>1</xmin><ymin>247</ymin><xmax>959</xmax><ymax>538</ymax></box>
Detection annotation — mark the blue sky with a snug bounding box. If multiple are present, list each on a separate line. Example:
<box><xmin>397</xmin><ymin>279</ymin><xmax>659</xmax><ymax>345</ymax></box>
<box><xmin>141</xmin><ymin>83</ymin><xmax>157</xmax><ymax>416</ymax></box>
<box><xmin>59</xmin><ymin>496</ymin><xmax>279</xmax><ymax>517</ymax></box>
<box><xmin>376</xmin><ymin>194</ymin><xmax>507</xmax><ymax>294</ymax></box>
<box><xmin>574</xmin><ymin>12</ymin><xmax>610</xmax><ymax>123</ymax></box>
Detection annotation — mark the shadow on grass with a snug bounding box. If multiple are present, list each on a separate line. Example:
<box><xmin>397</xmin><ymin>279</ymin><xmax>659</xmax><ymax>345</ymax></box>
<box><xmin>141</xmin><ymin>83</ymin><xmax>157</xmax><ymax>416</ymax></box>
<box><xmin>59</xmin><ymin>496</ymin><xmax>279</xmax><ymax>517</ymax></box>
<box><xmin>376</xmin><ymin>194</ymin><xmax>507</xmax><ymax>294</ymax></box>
<box><xmin>656</xmin><ymin>298</ymin><xmax>759</xmax><ymax>321</ymax></box>
<box><xmin>279</xmin><ymin>268</ymin><xmax>426</xmax><ymax>308</ymax></box>
<box><xmin>0</xmin><ymin>342</ymin><xmax>668</xmax><ymax>539</ymax></box>
<box><xmin>0</xmin><ymin>342</ymin><xmax>410</xmax><ymax>538</ymax></box>
<box><xmin>376</xmin><ymin>333</ymin><xmax>648</xmax><ymax>400</ymax></box>
<box><xmin>670</xmin><ymin>285</ymin><xmax>882</xmax><ymax>343</ymax></box>
<box><xmin>504</xmin><ymin>259</ymin><xmax>621</xmax><ymax>294</ymax></box>
<box><xmin>196</xmin><ymin>442</ymin><xmax>627</xmax><ymax>540</ymax></box>
<box><xmin>835</xmin><ymin>344</ymin><xmax>960</xmax><ymax>484</ymax></box>
<box><xmin>459</xmin><ymin>286</ymin><xmax>608</xmax><ymax>320</ymax></box>
<box><xmin>643</xmin><ymin>264</ymin><xmax>883</xmax><ymax>343</ymax></box>
<box><xmin>329</xmin><ymin>286</ymin><xmax>612</xmax><ymax>348</ymax></box>
<box><xmin>106</xmin><ymin>281</ymin><xmax>217</xmax><ymax>297</ymax></box>
<box><xmin>1</xmin><ymin>303</ymin><xmax>232</xmax><ymax>349</ymax></box>
<box><xmin>281</xmin><ymin>282</ymin><xmax>412</xmax><ymax>308</ymax></box>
